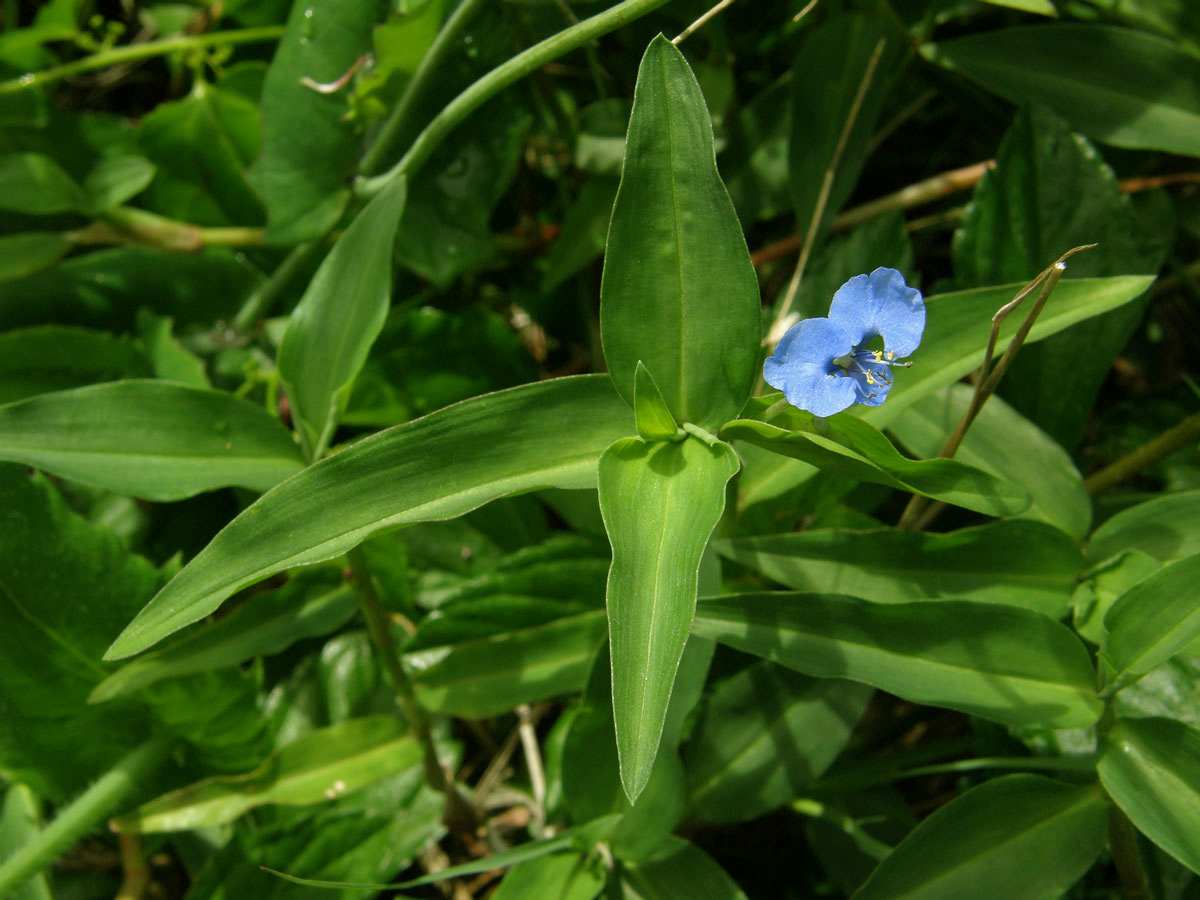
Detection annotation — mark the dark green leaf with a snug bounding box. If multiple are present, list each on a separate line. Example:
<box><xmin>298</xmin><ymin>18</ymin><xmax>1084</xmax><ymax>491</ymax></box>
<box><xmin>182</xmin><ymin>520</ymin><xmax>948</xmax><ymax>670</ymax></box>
<box><xmin>0</xmin><ymin>465</ymin><xmax>155</xmax><ymax>801</ymax></box>
<box><xmin>278</xmin><ymin>174</ymin><xmax>407</xmax><ymax>459</ymax></box>
<box><xmin>618</xmin><ymin>836</ymin><xmax>749</xmax><ymax>900</ymax></box>
<box><xmin>84</xmin><ymin>154</ymin><xmax>155</xmax><ymax>210</ymax></box>
<box><xmin>113</xmin><ymin>717</ymin><xmax>421</xmax><ymax>832</ymax></box>
<box><xmin>1103</xmin><ymin>552</ymin><xmax>1200</xmax><ymax>693</ymax></box>
<box><xmin>492</xmin><ymin>852</ymin><xmax>605</xmax><ymax>900</ymax></box>
<box><xmin>724</xmin><ymin>399</ymin><xmax>1029</xmax><ymax>517</ymax></box>
<box><xmin>599</xmin><ymin>434</ymin><xmax>739</xmax><ymax>800</ymax></box>
<box><xmin>248</xmin><ymin>0</ymin><xmax>385</xmax><ymax>242</ymax></box>
<box><xmin>1088</xmin><ymin>489</ymin><xmax>1200</xmax><ymax>564</ymax></box>
<box><xmin>852</xmin><ymin>776</ymin><xmax>1107</xmax><ymax>900</ymax></box>
<box><xmin>542</xmin><ymin>176</ymin><xmax>619</xmax><ymax>292</ymax></box>
<box><xmin>0</xmin><ymin>152</ymin><xmax>88</xmax><ymax>214</ymax></box>
<box><xmin>715</xmin><ymin>519</ymin><xmax>1083</xmax><ymax>616</ymax></box>
<box><xmin>600</xmin><ymin>35</ymin><xmax>760</xmax><ymax>431</ymax></box>
<box><xmin>134</xmin><ymin>310</ymin><xmax>209</xmax><ymax>388</ymax></box>
<box><xmin>106</xmin><ymin>376</ymin><xmax>633</xmax><ymax>659</ymax></box>
<box><xmin>1099</xmin><ymin>717</ymin><xmax>1200</xmax><ymax>874</ymax></box>
<box><xmin>926</xmin><ymin>25</ymin><xmax>1200</xmax><ymax>156</ymax></box>
<box><xmin>0</xmin><ymin>326</ymin><xmax>151</xmax><ymax>405</ymax></box>
<box><xmin>952</xmin><ymin>104</ymin><xmax>1162</xmax><ymax>447</ymax></box>
<box><xmin>693</xmin><ymin>593</ymin><xmax>1102</xmax><ymax>729</ymax></box>
<box><xmin>91</xmin><ymin>572</ymin><xmax>360</xmax><ymax>702</ymax></box>
<box><xmin>0</xmin><ymin>233</ymin><xmax>72</xmax><ymax>284</ymax></box>
<box><xmin>687</xmin><ymin>664</ymin><xmax>872</xmax><ymax>823</ymax></box>
<box><xmin>0</xmin><ymin>380</ymin><xmax>305</xmax><ymax>501</ymax></box>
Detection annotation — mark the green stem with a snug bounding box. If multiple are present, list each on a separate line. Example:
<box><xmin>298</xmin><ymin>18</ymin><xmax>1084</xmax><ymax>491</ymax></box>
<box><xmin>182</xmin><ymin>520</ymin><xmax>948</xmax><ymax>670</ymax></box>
<box><xmin>355</xmin><ymin>0</ymin><xmax>675</xmax><ymax>197</ymax></box>
<box><xmin>358</xmin><ymin>0</ymin><xmax>490</xmax><ymax>177</ymax></box>
<box><xmin>0</xmin><ymin>26</ymin><xmax>284</xmax><ymax>95</ymax></box>
<box><xmin>1108</xmin><ymin>806</ymin><xmax>1152</xmax><ymax>900</ymax></box>
<box><xmin>347</xmin><ymin>548</ymin><xmax>475</xmax><ymax>832</ymax></box>
<box><xmin>0</xmin><ymin>737</ymin><xmax>173</xmax><ymax>897</ymax></box>
<box><xmin>1084</xmin><ymin>410</ymin><xmax>1200</xmax><ymax>495</ymax></box>
<box><xmin>231</xmin><ymin>239</ymin><xmax>326</xmax><ymax>332</ymax></box>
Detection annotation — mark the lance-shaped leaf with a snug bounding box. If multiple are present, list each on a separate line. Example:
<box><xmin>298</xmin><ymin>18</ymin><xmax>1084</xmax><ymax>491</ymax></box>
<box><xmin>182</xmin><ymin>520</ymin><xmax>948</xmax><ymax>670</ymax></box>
<box><xmin>278</xmin><ymin>175</ymin><xmax>407</xmax><ymax>460</ymax></box>
<box><xmin>106</xmin><ymin>376</ymin><xmax>632</xmax><ymax>659</ymax></box>
<box><xmin>1102</xmin><ymin>552</ymin><xmax>1200</xmax><ymax>695</ymax></box>
<box><xmin>724</xmin><ymin>398</ymin><xmax>1028</xmax><ymax>517</ymax></box>
<box><xmin>692</xmin><ymin>593</ymin><xmax>1102</xmax><ymax>729</ymax></box>
<box><xmin>1099</xmin><ymin>717</ymin><xmax>1200</xmax><ymax>874</ymax></box>
<box><xmin>852</xmin><ymin>776</ymin><xmax>1107</xmax><ymax>900</ymax></box>
<box><xmin>91</xmin><ymin>573</ymin><xmax>360</xmax><ymax>703</ymax></box>
<box><xmin>0</xmin><ymin>380</ymin><xmax>305</xmax><ymax>501</ymax></box>
<box><xmin>600</xmin><ymin>35</ymin><xmax>760</xmax><ymax>431</ymax></box>
<box><xmin>634</xmin><ymin>361</ymin><xmax>681</xmax><ymax>441</ymax></box>
<box><xmin>714</xmin><ymin>519</ymin><xmax>1083</xmax><ymax>616</ymax></box>
<box><xmin>112</xmin><ymin>717</ymin><xmax>421</xmax><ymax>833</ymax></box>
<box><xmin>599</xmin><ymin>434</ymin><xmax>739</xmax><ymax>801</ymax></box>
<box><xmin>1087</xmin><ymin>488</ymin><xmax>1200</xmax><ymax>564</ymax></box>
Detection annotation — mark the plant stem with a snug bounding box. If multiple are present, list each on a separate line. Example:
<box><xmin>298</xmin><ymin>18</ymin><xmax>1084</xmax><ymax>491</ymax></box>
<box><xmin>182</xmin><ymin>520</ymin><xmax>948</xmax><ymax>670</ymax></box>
<box><xmin>1108</xmin><ymin>806</ymin><xmax>1152</xmax><ymax>900</ymax></box>
<box><xmin>0</xmin><ymin>27</ymin><xmax>284</xmax><ymax>94</ymax></box>
<box><xmin>355</xmin><ymin>0</ymin><xmax>675</xmax><ymax>198</ymax></box>
<box><xmin>358</xmin><ymin>0</ymin><xmax>490</xmax><ymax>177</ymax></box>
<box><xmin>0</xmin><ymin>737</ymin><xmax>173</xmax><ymax>897</ymax></box>
<box><xmin>1085</xmin><ymin>410</ymin><xmax>1200</xmax><ymax>495</ymax></box>
<box><xmin>672</xmin><ymin>0</ymin><xmax>736</xmax><ymax>45</ymax></box>
<box><xmin>70</xmin><ymin>207</ymin><xmax>264</xmax><ymax>252</ymax></box>
<box><xmin>347</xmin><ymin>547</ymin><xmax>475</xmax><ymax>832</ymax></box>
<box><xmin>231</xmin><ymin>239</ymin><xmax>326</xmax><ymax>332</ymax></box>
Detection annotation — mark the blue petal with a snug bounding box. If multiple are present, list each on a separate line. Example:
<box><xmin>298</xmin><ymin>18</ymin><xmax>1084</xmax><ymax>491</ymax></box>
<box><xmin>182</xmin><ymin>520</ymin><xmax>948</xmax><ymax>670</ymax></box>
<box><xmin>828</xmin><ymin>267</ymin><xmax>925</xmax><ymax>358</ymax></box>
<box><xmin>763</xmin><ymin>318</ymin><xmax>858</xmax><ymax>417</ymax></box>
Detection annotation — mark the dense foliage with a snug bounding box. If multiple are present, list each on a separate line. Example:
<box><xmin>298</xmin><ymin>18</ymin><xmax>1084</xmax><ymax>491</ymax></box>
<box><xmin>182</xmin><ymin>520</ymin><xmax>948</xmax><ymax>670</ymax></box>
<box><xmin>1</xmin><ymin>0</ymin><xmax>1199</xmax><ymax>898</ymax></box>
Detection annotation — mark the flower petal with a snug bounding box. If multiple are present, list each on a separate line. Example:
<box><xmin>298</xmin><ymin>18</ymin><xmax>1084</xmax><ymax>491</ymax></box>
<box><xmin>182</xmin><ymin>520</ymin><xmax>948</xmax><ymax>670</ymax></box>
<box><xmin>764</xmin><ymin>317</ymin><xmax>858</xmax><ymax>417</ymax></box>
<box><xmin>829</xmin><ymin>267</ymin><xmax>925</xmax><ymax>358</ymax></box>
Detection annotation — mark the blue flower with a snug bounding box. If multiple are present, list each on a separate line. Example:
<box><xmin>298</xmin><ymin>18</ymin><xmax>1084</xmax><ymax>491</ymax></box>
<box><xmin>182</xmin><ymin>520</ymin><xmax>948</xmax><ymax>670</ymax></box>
<box><xmin>763</xmin><ymin>267</ymin><xmax>925</xmax><ymax>417</ymax></box>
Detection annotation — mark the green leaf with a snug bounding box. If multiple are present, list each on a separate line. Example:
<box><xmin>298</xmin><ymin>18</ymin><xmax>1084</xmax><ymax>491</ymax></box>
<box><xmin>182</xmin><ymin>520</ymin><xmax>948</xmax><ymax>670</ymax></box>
<box><xmin>1099</xmin><ymin>717</ymin><xmax>1200</xmax><ymax>874</ymax></box>
<box><xmin>0</xmin><ymin>152</ymin><xmax>88</xmax><ymax>214</ymax></box>
<box><xmin>1102</xmin><ymin>552</ymin><xmax>1200</xmax><ymax>694</ymax></box>
<box><xmin>618</xmin><ymin>836</ymin><xmax>750</xmax><ymax>900</ymax></box>
<box><xmin>634</xmin><ymin>361</ymin><xmax>681</xmax><ymax>441</ymax></box>
<box><xmin>90</xmin><ymin>572</ymin><xmax>360</xmax><ymax>703</ymax></box>
<box><xmin>407</xmin><ymin>608</ymin><xmax>608</xmax><ymax>717</ymax></box>
<box><xmin>692</xmin><ymin>593</ymin><xmax>1102</xmax><ymax>729</ymax></box>
<box><xmin>1088</xmin><ymin>489</ymin><xmax>1200</xmax><ymax>564</ymax></box>
<box><xmin>278</xmin><ymin>174</ymin><xmax>407</xmax><ymax>460</ymax></box>
<box><xmin>105</xmin><ymin>375</ymin><xmax>633</xmax><ymax>659</ymax></box>
<box><xmin>248</xmin><ymin>0</ymin><xmax>384</xmax><ymax>242</ymax></box>
<box><xmin>982</xmin><ymin>0</ymin><xmax>1057</xmax><ymax>14</ymax></box>
<box><xmin>0</xmin><ymin>465</ymin><xmax>156</xmax><ymax>801</ymax></box>
<box><xmin>687</xmin><ymin>664</ymin><xmax>872</xmax><ymax>824</ymax></box>
<box><xmin>84</xmin><ymin>154</ymin><xmax>156</xmax><ymax>210</ymax></box>
<box><xmin>600</xmin><ymin>35</ymin><xmax>760</xmax><ymax>431</ymax></box>
<box><xmin>715</xmin><ymin>519</ymin><xmax>1083</xmax><ymax>616</ymax></box>
<box><xmin>112</xmin><ymin>717</ymin><xmax>421</xmax><ymax>832</ymax></box>
<box><xmin>542</xmin><ymin>175</ymin><xmax>619</xmax><ymax>292</ymax></box>
<box><xmin>952</xmin><ymin>104</ymin><xmax>1163</xmax><ymax>448</ymax></box>
<box><xmin>1114</xmin><ymin>653</ymin><xmax>1200</xmax><ymax>731</ymax></box>
<box><xmin>852</xmin><ymin>776</ymin><xmax>1106</xmax><ymax>900</ymax></box>
<box><xmin>789</xmin><ymin>14</ymin><xmax>899</xmax><ymax>244</ymax></box>
<box><xmin>0</xmin><ymin>380</ymin><xmax>305</xmax><ymax>501</ymax></box>
<box><xmin>134</xmin><ymin>310</ymin><xmax>209</xmax><ymax>388</ymax></box>
<box><xmin>137</xmin><ymin>72</ymin><xmax>265</xmax><ymax>226</ymax></box>
<box><xmin>724</xmin><ymin>400</ymin><xmax>1029</xmax><ymax>517</ymax></box>
<box><xmin>0</xmin><ymin>326</ymin><xmax>151</xmax><ymax>405</ymax></box>
<box><xmin>925</xmin><ymin>25</ymin><xmax>1200</xmax><ymax>157</ymax></box>
<box><xmin>889</xmin><ymin>385</ymin><xmax>1091</xmax><ymax>538</ymax></box>
<box><xmin>492</xmin><ymin>852</ymin><xmax>605</xmax><ymax>900</ymax></box>
<box><xmin>0</xmin><ymin>233</ymin><xmax>72</xmax><ymax>284</ymax></box>
<box><xmin>861</xmin><ymin>275</ymin><xmax>1155</xmax><ymax>428</ymax></box>
<box><xmin>599</xmin><ymin>434</ymin><xmax>739</xmax><ymax>800</ymax></box>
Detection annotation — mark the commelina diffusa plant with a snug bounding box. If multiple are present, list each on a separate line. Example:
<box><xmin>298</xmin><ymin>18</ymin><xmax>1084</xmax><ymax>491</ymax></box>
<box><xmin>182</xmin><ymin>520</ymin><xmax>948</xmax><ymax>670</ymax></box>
<box><xmin>0</xmin><ymin>1</ymin><xmax>1198</xmax><ymax>899</ymax></box>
